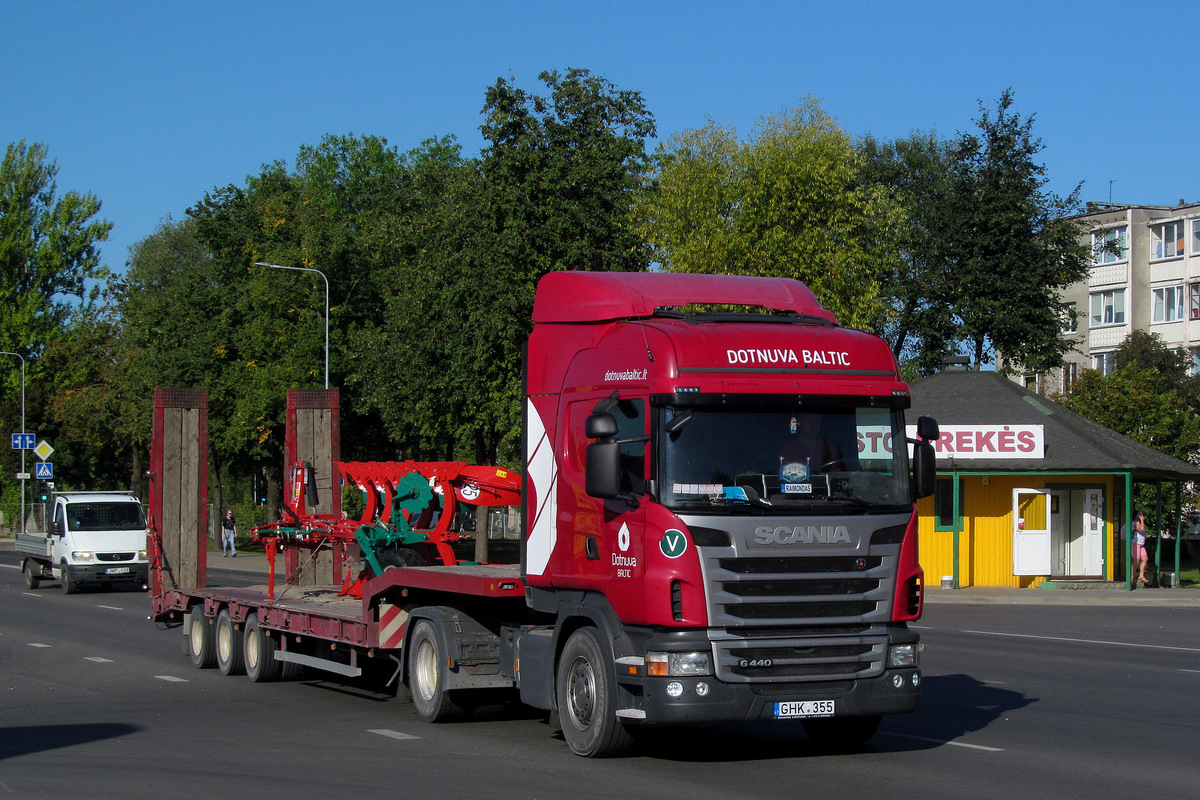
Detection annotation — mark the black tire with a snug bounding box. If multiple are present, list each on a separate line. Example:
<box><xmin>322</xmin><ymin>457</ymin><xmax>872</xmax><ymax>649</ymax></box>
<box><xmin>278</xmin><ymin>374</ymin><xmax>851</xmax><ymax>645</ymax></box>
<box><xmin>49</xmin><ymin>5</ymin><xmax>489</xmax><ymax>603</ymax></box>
<box><xmin>24</xmin><ymin>561</ymin><xmax>40</xmax><ymax>590</ymax></box>
<box><xmin>801</xmin><ymin>714</ymin><xmax>882</xmax><ymax>750</ymax></box>
<box><xmin>377</xmin><ymin>547</ymin><xmax>425</xmax><ymax>571</ymax></box>
<box><xmin>61</xmin><ymin>563</ymin><xmax>78</xmax><ymax>595</ymax></box>
<box><xmin>556</xmin><ymin>627</ymin><xmax>633</xmax><ymax>757</ymax></box>
<box><xmin>188</xmin><ymin>608</ymin><xmax>217</xmax><ymax>669</ymax></box>
<box><xmin>216</xmin><ymin>609</ymin><xmax>245</xmax><ymax>676</ymax></box>
<box><xmin>408</xmin><ymin>619</ymin><xmax>465</xmax><ymax>722</ymax></box>
<box><xmin>244</xmin><ymin>613</ymin><xmax>282</xmax><ymax>683</ymax></box>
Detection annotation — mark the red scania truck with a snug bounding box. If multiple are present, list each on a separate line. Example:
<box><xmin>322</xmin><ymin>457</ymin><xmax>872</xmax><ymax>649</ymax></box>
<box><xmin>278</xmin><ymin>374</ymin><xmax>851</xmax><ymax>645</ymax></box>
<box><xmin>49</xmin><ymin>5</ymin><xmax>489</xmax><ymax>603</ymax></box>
<box><xmin>150</xmin><ymin>270</ymin><xmax>937</xmax><ymax>758</ymax></box>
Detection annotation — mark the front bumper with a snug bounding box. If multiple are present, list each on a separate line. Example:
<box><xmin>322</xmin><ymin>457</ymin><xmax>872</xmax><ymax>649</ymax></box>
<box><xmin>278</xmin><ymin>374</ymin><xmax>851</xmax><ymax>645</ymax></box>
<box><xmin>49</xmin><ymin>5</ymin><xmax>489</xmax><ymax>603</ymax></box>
<box><xmin>615</xmin><ymin>627</ymin><xmax>920</xmax><ymax>726</ymax></box>
<box><xmin>66</xmin><ymin>563</ymin><xmax>149</xmax><ymax>585</ymax></box>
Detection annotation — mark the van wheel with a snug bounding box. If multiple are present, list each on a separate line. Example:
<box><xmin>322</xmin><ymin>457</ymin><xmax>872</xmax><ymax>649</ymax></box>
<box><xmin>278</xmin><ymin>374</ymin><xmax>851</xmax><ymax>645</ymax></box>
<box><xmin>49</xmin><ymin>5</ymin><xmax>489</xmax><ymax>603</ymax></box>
<box><xmin>188</xmin><ymin>609</ymin><xmax>217</xmax><ymax>668</ymax></box>
<box><xmin>216</xmin><ymin>609</ymin><xmax>245</xmax><ymax>675</ymax></box>
<box><xmin>244</xmin><ymin>613</ymin><xmax>282</xmax><ymax>682</ymax></box>
<box><xmin>61</xmin><ymin>564</ymin><xmax>78</xmax><ymax>595</ymax></box>
<box><xmin>556</xmin><ymin>627</ymin><xmax>633</xmax><ymax>757</ymax></box>
<box><xmin>408</xmin><ymin>619</ymin><xmax>465</xmax><ymax>722</ymax></box>
<box><xmin>24</xmin><ymin>562</ymin><xmax>40</xmax><ymax>590</ymax></box>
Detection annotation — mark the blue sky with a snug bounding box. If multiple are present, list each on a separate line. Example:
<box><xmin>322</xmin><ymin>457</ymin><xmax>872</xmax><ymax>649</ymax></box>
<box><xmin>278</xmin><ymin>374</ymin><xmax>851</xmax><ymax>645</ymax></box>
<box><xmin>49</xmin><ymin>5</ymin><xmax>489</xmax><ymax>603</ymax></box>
<box><xmin>4</xmin><ymin>1</ymin><xmax>1197</xmax><ymax>272</ymax></box>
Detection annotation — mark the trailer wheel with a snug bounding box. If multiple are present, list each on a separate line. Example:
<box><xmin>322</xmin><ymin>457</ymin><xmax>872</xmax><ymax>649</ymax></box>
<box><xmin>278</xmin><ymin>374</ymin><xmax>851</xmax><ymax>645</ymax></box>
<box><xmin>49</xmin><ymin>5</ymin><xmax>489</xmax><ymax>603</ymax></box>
<box><xmin>216</xmin><ymin>609</ymin><xmax>245</xmax><ymax>675</ymax></box>
<box><xmin>801</xmin><ymin>714</ymin><xmax>882</xmax><ymax>750</ymax></box>
<box><xmin>556</xmin><ymin>627</ymin><xmax>633</xmax><ymax>757</ymax></box>
<box><xmin>188</xmin><ymin>609</ymin><xmax>217</xmax><ymax>669</ymax></box>
<box><xmin>24</xmin><ymin>561</ymin><xmax>40</xmax><ymax>590</ymax></box>
<box><xmin>61</xmin><ymin>563</ymin><xmax>78</xmax><ymax>595</ymax></box>
<box><xmin>408</xmin><ymin>619</ymin><xmax>465</xmax><ymax>722</ymax></box>
<box><xmin>244</xmin><ymin>613</ymin><xmax>282</xmax><ymax>682</ymax></box>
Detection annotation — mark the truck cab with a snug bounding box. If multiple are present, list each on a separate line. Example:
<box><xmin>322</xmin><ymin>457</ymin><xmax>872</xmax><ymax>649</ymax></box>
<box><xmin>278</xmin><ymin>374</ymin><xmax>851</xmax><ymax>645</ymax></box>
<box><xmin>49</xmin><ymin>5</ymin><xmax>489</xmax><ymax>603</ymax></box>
<box><xmin>45</xmin><ymin>492</ymin><xmax>149</xmax><ymax>592</ymax></box>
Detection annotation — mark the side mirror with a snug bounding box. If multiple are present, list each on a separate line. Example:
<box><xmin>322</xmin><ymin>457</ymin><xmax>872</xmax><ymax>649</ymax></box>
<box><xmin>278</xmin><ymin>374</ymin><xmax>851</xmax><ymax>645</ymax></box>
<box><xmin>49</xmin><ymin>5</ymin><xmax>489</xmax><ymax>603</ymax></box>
<box><xmin>585</xmin><ymin>440</ymin><xmax>622</xmax><ymax>500</ymax></box>
<box><xmin>913</xmin><ymin>440</ymin><xmax>936</xmax><ymax>499</ymax></box>
<box><xmin>585</xmin><ymin>412</ymin><xmax>618</xmax><ymax>439</ymax></box>
<box><xmin>916</xmin><ymin>415</ymin><xmax>939</xmax><ymax>442</ymax></box>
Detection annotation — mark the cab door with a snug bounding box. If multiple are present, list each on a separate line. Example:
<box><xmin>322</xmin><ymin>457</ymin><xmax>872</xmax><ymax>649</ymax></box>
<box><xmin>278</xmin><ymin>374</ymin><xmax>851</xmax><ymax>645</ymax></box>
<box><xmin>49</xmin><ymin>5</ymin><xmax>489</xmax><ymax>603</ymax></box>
<box><xmin>1013</xmin><ymin>489</ymin><xmax>1052</xmax><ymax>576</ymax></box>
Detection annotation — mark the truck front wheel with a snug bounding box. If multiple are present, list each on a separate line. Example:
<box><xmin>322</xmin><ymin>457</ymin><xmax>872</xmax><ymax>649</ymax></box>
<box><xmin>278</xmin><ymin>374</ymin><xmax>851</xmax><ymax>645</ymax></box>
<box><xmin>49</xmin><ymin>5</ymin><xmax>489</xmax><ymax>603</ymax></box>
<box><xmin>24</xmin><ymin>561</ymin><xmax>40</xmax><ymax>590</ymax></box>
<box><xmin>216</xmin><ymin>609</ymin><xmax>245</xmax><ymax>675</ymax></box>
<box><xmin>408</xmin><ymin>619</ymin><xmax>465</xmax><ymax>722</ymax></box>
<box><xmin>188</xmin><ymin>609</ymin><xmax>217</xmax><ymax>668</ymax></box>
<box><xmin>556</xmin><ymin>627</ymin><xmax>633</xmax><ymax>758</ymax></box>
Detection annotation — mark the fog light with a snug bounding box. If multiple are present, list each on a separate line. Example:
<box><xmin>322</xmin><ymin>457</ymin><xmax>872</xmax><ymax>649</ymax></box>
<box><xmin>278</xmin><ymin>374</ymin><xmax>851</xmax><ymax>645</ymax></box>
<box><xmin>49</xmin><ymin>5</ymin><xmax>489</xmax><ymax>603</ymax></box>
<box><xmin>912</xmin><ymin>673</ymin><xmax>921</xmax><ymax>687</ymax></box>
<box><xmin>666</xmin><ymin>681</ymin><xmax>684</xmax><ymax>698</ymax></box>
<box><xmin>888</xmin><ymin>643</ymin><xmax>919</xmax><ymax>668</ymax></box>
<box><xmin>696</xmin><ymin>681</ymin><xmax>710</xmax><ymax>697</ymax></box>
<box><xmin>892</xmin><ymin>674</ymin><xmax>904</xmax><ymax>688</ymax></box>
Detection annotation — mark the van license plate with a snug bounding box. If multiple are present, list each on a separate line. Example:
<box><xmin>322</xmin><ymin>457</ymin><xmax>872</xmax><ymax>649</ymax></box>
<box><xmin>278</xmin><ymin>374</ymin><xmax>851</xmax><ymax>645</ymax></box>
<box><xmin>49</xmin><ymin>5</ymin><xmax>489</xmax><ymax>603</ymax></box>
<box><xmin>105</xmin><ymin>567</ymin><xmax>130</xmax><ymax>575</ymax></box>
<box><xmin>774</xmin><ymin>700</ymin><xmax>835</xmax><ymax>719</ymax></box>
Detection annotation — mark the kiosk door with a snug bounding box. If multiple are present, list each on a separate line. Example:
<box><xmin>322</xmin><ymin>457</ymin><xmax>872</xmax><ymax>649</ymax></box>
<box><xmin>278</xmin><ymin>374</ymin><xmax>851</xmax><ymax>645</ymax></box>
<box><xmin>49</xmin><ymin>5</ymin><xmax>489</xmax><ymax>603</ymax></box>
<box><xmin>1013</xmin><ymin>489</ymin><xmax>1052</xmax><ymax>576</ymax></box>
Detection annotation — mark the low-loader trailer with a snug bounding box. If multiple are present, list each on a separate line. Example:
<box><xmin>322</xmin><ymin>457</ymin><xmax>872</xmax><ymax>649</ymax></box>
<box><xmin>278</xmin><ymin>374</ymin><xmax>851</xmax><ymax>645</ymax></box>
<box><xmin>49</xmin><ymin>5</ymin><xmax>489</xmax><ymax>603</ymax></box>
<box><xmin>149</xmin><ymin>271</ymin><xmax>937</xmax><ymax>757</ymax></box>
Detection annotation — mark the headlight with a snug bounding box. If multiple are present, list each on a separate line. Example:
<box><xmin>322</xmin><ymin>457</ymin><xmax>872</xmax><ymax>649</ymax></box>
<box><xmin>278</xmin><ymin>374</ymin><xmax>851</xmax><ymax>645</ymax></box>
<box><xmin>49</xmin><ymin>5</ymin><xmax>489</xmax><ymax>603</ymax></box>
<box><xmin>646</xmin><ymin>651</ymin><xmax>713</xmax><ymax>677</ymax></box>
<box><xmin>888</xmin><ymin>643</ymin><xmax>920</xmax><ymax>668</ymax></box>
<box><xmin>137</xmin><ymin>549</ymin><xmax>148</xmax><ymax>561</ymax></box>
<box><xmin>71</xmin><ymin>551</ymin><xmax>95</xmax><ymax>563</ymax></box>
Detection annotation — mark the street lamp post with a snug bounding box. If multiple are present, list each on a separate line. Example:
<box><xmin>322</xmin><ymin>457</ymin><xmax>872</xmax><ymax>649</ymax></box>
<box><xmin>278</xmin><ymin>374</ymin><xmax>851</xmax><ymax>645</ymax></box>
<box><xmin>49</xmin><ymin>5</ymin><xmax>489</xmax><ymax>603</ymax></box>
<box><xmin>1</xmin><ymin>351</ymin><xmax>27</xmax><ymax>537</ymax></box>
<box><xmin>255</xmin><ymin>262</ymin><xmax>330</xmax><ymax>389</ymax></box>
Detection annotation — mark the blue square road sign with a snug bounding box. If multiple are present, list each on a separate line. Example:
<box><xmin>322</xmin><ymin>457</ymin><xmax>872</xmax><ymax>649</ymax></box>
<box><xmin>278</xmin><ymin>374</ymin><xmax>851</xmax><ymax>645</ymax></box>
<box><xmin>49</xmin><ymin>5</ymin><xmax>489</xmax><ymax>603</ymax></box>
<box><xmin>35</xmin><ymin>462</ymin><xmax>53</xmax><ymax>479</ymax></box>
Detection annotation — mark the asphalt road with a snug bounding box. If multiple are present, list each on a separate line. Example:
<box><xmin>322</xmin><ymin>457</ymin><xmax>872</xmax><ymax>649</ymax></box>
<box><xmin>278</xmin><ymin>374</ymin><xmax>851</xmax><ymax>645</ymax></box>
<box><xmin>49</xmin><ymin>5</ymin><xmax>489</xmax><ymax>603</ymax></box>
<box><xmin>2</xmin><ymin>542</ymin><xmax>1197</xmax><ymax>799</ymax></box>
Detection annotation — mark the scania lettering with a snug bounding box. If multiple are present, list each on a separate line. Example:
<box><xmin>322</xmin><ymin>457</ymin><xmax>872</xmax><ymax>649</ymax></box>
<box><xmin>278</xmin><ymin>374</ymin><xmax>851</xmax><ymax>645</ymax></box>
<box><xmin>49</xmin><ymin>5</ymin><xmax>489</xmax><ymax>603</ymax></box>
<box><xmin>148</xmin><ymin>271</ymin><xmax>937</xmax><ymax>758</ymax></box>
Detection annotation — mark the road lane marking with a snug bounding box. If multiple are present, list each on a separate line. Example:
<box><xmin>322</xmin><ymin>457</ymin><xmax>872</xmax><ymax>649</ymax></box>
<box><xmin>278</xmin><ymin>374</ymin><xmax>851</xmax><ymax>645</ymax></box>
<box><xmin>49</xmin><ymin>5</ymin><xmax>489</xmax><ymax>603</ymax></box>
<box><xmin>154</xmin><ymin>675</ymin><xmax>188</xmax><ymax>682</ymax></box>
<box><xmin>881</xmin><ymin>732</ymin><xmax>1004</xmax><ymax>752</ymax></box>
<box><xmin>97</xmin><ymin>605</ymin><xmax>123</xmax><ymax>611</ymax></box>
<box><xmin>0</xmin><ymin>563</ymin><xmax>19</xmax><ymax>570</ymax></box>
<box><xmin>961</xmin><ymin>629</ymin><xmax>1200</xmax><ymax>654</ymax></box>
<box><xmin>28</xmin><ymin>642</ymin><xmax>52</xmax><ymax>648</ymax></box>
<box><xmin>369</xmin><ymin>729</ymin><xmax>419</xmax><ymax>741</ymax></box>
<box><xmin>85</xmin><ymin>657</ymin><xmax>114</xmax><ymax>663</ymax></box>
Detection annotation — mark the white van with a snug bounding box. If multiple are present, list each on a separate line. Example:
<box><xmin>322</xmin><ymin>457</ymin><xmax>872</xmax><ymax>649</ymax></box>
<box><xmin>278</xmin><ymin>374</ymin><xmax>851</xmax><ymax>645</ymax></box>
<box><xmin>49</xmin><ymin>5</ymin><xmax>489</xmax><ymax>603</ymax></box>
<box><xmin>17</xmin><ymin>491</ymin><xmax>149</xmax><ymax>592</ymax></box>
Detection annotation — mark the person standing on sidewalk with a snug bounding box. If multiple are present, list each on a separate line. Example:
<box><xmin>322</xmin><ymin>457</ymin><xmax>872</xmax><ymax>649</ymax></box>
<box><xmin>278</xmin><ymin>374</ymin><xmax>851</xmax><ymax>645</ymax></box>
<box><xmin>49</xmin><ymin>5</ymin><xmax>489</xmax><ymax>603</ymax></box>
<box><xmin>221</xmin><ymin>509</ymin><xmax>238</xmax><ymax>558</ymax></box>
<box><xmin>1132</xmin><ymin>510</ymin><xmax>1148</xmax><ymax>585</ymax></box>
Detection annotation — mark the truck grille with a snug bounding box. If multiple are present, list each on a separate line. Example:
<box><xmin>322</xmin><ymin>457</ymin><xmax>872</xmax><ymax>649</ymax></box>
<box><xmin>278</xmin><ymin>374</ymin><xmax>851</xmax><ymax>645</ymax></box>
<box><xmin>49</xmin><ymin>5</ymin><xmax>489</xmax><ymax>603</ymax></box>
<box><xmin>690</xmin><ymin>516</ymin><xmax>906</xmax><ymax>684</ymax></box>
<box><xmin>97</xmin><ymin>553</ymin><xmax>135</xmax><ymax>562</ymax></box>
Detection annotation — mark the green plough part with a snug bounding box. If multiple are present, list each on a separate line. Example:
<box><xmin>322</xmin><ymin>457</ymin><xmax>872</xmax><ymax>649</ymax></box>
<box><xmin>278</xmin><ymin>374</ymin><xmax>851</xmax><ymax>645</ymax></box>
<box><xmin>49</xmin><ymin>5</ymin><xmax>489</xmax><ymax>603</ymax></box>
<box><xmin>356</xmin><ymin>471</ymin><xmax>433</xmax><ymax>576</ymax></box>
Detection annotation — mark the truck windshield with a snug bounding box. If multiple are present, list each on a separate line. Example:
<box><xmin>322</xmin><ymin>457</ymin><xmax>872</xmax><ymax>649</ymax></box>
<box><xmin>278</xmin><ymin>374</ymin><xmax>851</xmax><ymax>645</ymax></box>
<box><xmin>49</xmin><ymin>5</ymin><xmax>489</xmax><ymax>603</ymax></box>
<box><xmin>66</xmin><ymin>502</ymin><xmax>147</xmax><ymax>531</ymax></box>
<box><xmin>659</xmin><ymin>403</ymin><xmax>912</xmax><ymax>514</ymax></box>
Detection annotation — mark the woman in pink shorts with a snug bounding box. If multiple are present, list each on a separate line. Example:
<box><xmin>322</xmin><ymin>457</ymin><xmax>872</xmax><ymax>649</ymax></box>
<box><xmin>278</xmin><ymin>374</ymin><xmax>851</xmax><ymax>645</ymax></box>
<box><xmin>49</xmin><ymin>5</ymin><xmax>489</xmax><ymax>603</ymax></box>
<box><xmin>1132</xmin><ymin>511</ymin><xmax>1149</xmax><ymax>585</ymax></box>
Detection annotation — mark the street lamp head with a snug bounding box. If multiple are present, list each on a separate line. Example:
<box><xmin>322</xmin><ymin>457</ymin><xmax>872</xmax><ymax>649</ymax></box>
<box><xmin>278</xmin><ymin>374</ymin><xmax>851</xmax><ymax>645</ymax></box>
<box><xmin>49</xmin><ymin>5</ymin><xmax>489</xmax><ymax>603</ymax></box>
<box><xmin>254</xmin><ymin>262</ymin><xmax>330</xmax><ymax>390</ymax></box>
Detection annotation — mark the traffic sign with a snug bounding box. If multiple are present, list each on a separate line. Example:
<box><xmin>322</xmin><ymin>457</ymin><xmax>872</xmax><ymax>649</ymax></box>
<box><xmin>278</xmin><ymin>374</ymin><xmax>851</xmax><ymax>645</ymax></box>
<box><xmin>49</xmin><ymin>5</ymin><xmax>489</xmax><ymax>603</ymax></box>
<box><xmin>16</xmin><ymin>472</ymin><xmax>30</xmax><ymax>480</ymax></box>
<box><xmin>34</xmin><ymin>439</ymin><xmax>53</xmax><ymax>461</ymax></box>
<box><xmin>35</xmin><ymin>462</ymin><xmax>53</xmax><ymax>479</ymax></box>
<box><xmin>11</xmin><ymin>433</ymin><xmax>35</xmax><ymax>450</ymax></box>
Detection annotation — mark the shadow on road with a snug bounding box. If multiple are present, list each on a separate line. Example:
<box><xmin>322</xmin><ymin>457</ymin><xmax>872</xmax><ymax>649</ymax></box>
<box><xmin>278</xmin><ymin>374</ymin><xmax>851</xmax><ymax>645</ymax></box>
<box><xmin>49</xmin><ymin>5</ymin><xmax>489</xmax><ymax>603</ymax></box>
<box><xmin>0</xmin><ymin>723</ymin><xmax>140</xmax><ymax>761</ymax></box>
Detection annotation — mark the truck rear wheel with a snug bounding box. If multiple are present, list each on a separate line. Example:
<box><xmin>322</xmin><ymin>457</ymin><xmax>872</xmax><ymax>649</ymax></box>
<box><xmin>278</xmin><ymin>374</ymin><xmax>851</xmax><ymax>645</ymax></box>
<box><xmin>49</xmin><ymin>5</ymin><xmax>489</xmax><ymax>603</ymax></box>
<box><xmin>188</xmin><ymin>609</ymin><xmax>217</xmax><ymax>668</ymax></box>
<box><xmin>408</xmin><ymin>619</ymin><xmax>465</xmax><ymax>722</ymax></box>
<box><xmin>556</xmin><ymin>627</ymin><xmax>633</xmax><ymax>757</ymax></box>
<box><xmin>24</xmin><ymin>561</ymin><xmax>40</xmax><ymax>590</ymax></box>
<box><xmin>801</xmin><ymin>714</ymin><xmax>882</xmax><ymax>750</ymax></box>
<box><xmin>244</xmin><ymin>613</ymin><xmax>281</xmax><ymax>682</ymax></box>
<box><xmin>216</xmin><ymin>609</ymin><xmax>245</xmax><ymax>675</ymax></box>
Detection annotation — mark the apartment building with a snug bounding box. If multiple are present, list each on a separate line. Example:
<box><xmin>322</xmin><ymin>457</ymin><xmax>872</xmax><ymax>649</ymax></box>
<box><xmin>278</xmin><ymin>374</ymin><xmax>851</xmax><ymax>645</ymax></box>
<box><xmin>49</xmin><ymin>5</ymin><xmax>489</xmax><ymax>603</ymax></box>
<box><xmin>1015</xmin><ymin>201</ymin><xmax>1200</xmax><ymax>394</ymax></box>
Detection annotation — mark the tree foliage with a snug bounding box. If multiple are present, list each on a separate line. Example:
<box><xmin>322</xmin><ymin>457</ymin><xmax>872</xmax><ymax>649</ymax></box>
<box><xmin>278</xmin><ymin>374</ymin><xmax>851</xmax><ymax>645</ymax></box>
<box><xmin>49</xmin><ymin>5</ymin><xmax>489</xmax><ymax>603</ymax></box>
<box><xmin>635</xmin><ymin>98</ymin><xmax>903</xmax><ymax>330</ymax></box>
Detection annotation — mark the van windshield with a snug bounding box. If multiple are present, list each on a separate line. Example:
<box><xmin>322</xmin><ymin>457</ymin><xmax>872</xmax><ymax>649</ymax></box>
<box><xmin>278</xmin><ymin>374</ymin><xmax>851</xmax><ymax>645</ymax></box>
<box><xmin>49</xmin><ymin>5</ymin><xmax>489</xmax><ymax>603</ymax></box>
<box><xmin>66</xmin><ymin>502</ymin><xmax>146</xmax><ymax>531</ymax></box>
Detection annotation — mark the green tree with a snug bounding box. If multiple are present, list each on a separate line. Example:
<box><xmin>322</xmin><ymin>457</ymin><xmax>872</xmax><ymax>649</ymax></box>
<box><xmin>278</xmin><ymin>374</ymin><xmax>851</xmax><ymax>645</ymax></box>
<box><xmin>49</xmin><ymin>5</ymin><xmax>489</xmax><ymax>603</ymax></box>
<box><xmin>858</xmin><ymin>131</ymin><xmax>959</xmax><ymax>375</ymax></box>
<box><xmin>947</xmin><ymin>90</ymin><xmax>1090</xmax><ymax>372</ymax></box>
<box><xmin>636</xmin><ymin>98</ymin><xmax>903</xmax><ymax>330</ymax></box>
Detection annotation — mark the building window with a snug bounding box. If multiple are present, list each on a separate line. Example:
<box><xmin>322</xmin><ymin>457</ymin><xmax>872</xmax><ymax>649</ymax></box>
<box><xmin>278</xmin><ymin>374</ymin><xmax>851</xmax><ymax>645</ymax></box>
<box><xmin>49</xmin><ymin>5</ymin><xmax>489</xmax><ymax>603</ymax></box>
<box><xmin>1093</xmin><ymin>226</ymin><xmax>1128</xmax><ymax>265</ymax></box>
<box><xmin>933</xmin><ymin>478</ymin><xmax>959</xmax><ymax>531</ymax></box>
<box><xmin>1150</xmin><ymin>220</ymin><xmax>1185</xmax><ymax>260</ymax></box>
<box><xmin>1152</xmin><ymin>285</ymin><xmax>1185</xmax><ymax>323</ymax></box>
<box><xmin>1191</xmin><ymin>283</ymin><xmax>1200</xmax><ymax>320</ymax></box>
<box><xmin>1062</xmin><ymin>362</ymin><xmax>1079</xmax><ymax>393</ymax></box>
<box><xmin>1092</xmin><ymin>351</ymin><xmax>1115</xmax><ymax>375</ymax></box>
<box><xmin>1059</xmin><ymin>302</ymin><xmax>1077</xmax><ymax>334</ymax></box>
<box><xmin>1192</xmin><ymin>347</ymin><xmax>1200</xmax><ymax>376</ymax></box>
<box><xmin>1090</xmin><ymin>289</ymin><xmax>1125</xmax><ymax>327</ymax></box>
<box><xmin>1193</xmin><ymin>220</ymin><xmax>1200</xmax><ymax>255</ymax></box>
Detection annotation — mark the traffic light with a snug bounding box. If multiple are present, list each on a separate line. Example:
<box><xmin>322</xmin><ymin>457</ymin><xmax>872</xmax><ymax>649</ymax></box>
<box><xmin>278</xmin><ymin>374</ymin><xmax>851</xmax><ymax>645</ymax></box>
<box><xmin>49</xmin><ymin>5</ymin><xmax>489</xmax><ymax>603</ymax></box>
<box><xmin>38</xmin><ymin>481</ymin><xmax>49</xmax><ymax>501</ymax></box>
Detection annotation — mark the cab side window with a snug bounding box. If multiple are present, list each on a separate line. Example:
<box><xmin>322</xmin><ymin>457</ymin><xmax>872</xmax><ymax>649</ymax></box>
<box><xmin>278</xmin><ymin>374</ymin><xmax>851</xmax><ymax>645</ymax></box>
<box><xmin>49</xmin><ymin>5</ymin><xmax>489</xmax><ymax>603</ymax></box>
<box><xmin>613</xmin><ymin>399</ymin><xmax>646</xmax><ymax>495</ymax></box>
